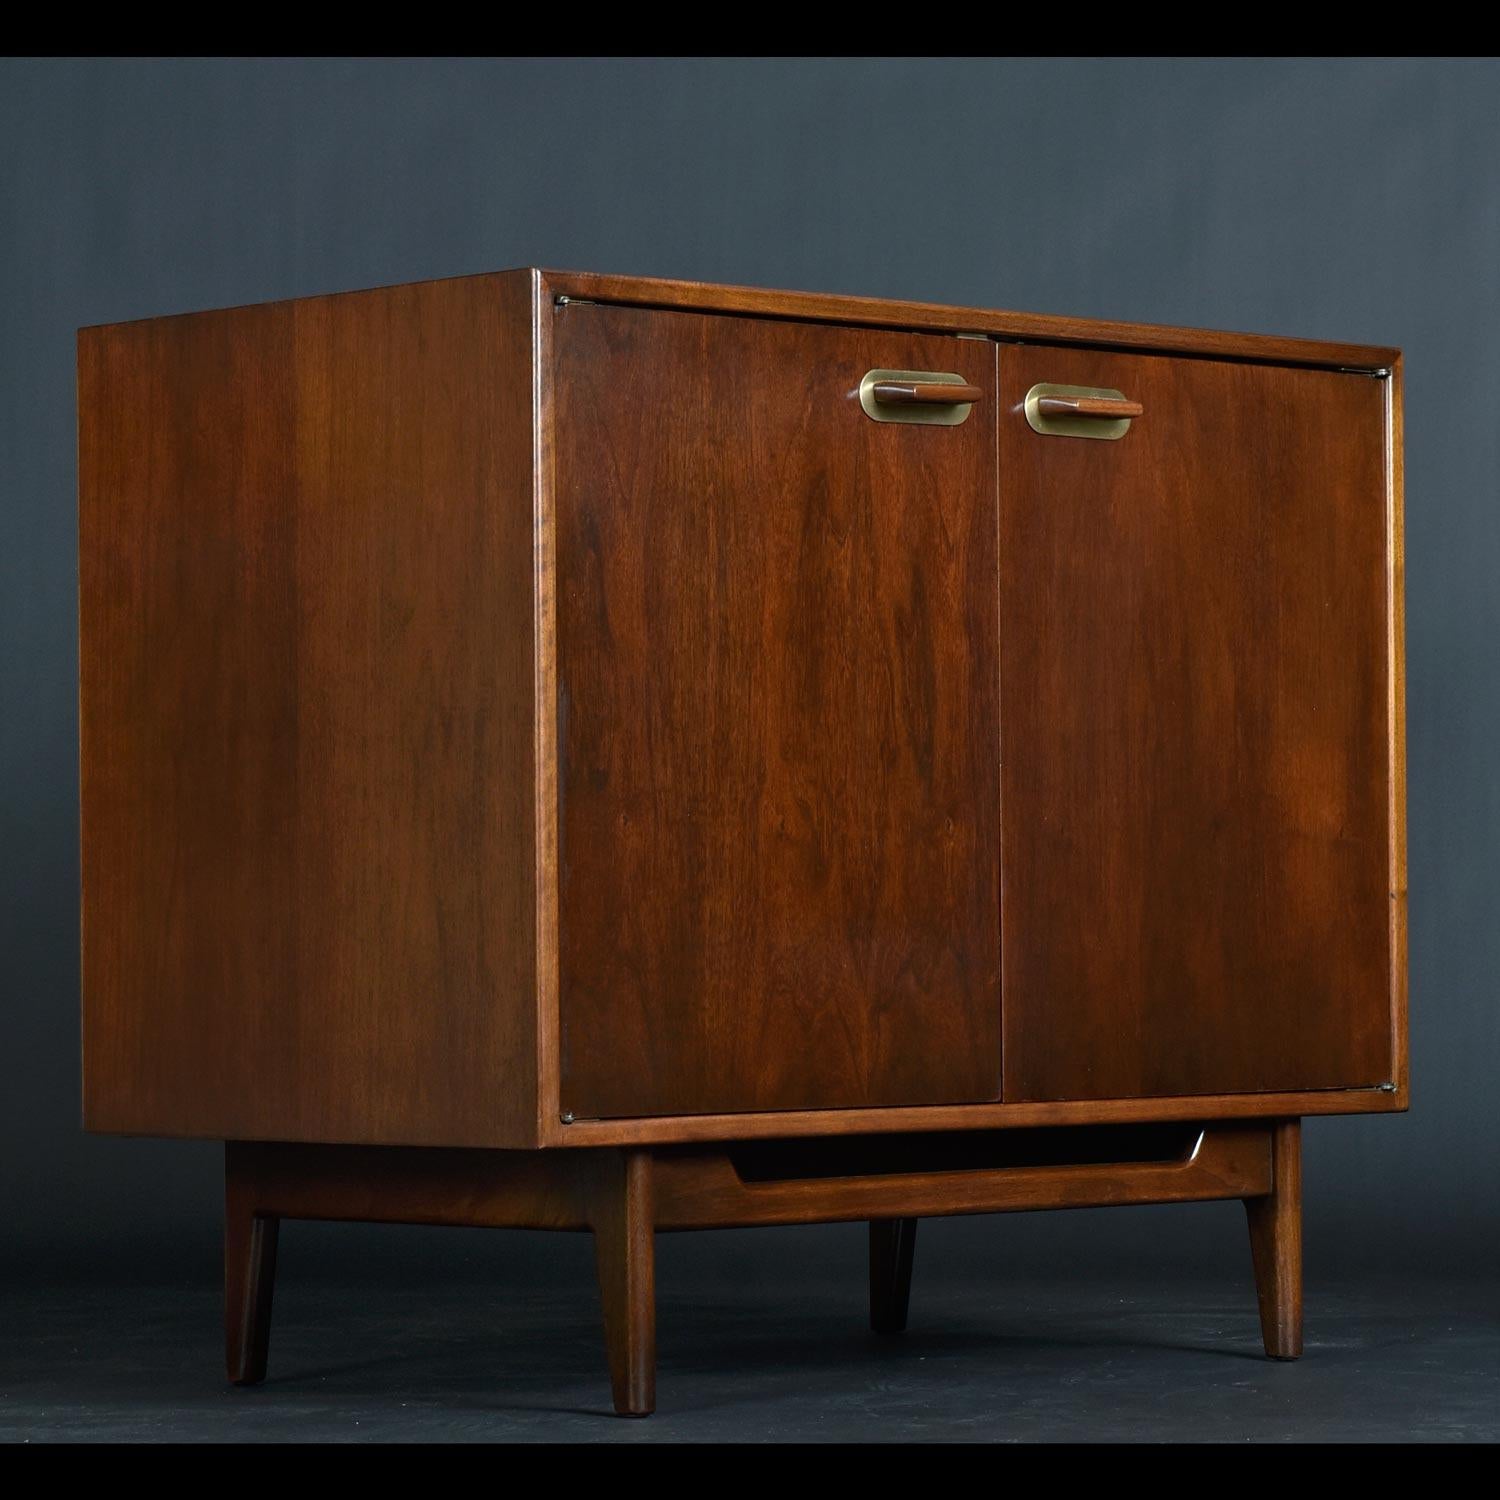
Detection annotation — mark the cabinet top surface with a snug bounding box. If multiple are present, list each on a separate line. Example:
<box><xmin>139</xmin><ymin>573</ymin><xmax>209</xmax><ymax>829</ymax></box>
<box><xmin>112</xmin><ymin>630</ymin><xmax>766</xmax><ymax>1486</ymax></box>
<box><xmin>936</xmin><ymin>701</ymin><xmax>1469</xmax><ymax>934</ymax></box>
<box><xmin>80</xmin><ymin>267</ymin><xmax>1400</xmax><ymax>372</ymax></box>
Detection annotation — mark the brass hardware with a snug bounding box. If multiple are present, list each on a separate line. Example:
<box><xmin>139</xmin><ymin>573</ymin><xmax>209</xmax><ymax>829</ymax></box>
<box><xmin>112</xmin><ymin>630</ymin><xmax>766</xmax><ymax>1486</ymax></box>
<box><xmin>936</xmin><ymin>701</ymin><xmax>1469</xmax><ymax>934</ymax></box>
<box><xmin>1023</xmin><ymin>382</ymin><xmax>1139</xmax><ymax>440</ymax></box>
<box><xmin>859</xmin><ymin>369</ymin><xmax>977</xmax><ymax>426</ymax></box>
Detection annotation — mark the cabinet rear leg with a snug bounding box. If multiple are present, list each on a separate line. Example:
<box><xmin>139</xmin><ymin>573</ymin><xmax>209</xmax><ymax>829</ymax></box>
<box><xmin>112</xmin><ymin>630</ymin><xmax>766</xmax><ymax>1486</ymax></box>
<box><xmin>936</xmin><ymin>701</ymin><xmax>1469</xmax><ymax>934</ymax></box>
<box><xmin>869</xmin><ymin>1218</ymin><xmax>918</xmax><ymax>1334</ymax></box>
<box><xmin>1244</xmin><ymin>1119</ymin><xmax>1302</xmax><ymax>1360</ymax></box>
<box><xmin>225</xmin><ymin>1148</ymin><xmax>279</xmax><ymax>1385</ymax></box>
<box><xmin>591</xmin><ymin>1150</ymin><xmax>657</xmax><ymax>1416</ymax></box>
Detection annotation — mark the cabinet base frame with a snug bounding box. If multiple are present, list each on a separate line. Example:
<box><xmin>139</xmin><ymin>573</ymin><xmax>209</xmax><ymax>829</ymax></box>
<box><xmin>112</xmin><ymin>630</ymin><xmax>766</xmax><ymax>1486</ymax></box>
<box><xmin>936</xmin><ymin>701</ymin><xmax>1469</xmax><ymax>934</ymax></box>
<box><xmin>225</xmin><ymin>1118</ymin><xmax>1302</xmax><ymax>1417</ymax></box>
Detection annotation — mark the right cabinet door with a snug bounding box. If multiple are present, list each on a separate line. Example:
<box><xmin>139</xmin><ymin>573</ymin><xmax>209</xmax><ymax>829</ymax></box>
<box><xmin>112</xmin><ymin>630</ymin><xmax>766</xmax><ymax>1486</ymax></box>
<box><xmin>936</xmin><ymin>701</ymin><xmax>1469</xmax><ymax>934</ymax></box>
<box><xmin>999</xmin><ymin>346</ymin><xmax>1396</xmax><ymax>1101</ymax></box>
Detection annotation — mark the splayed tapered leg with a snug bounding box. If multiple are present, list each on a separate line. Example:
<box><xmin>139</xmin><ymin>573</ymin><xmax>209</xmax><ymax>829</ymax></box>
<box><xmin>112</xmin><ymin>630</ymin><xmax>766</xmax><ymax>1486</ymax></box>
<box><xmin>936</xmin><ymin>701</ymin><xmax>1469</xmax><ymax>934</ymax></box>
<box><xmin>1244</xmin><ymin>1119</ymin><xmax>1302</xmax><ymax>1359</ymax></box>
<box><xmin>225</xmin><ymin>1147</ymin><xmax>280</xmax><ymax>1385</ymax></box>
<box><xmin>592</xmin><ymin>1149</ymin><xmax>657</xmax><ymax>1415</ymax></box>
<box><xmin>869</xmin><ymin>1217</ymin><xmax>918</xmax><ymax>1334</ymax></box>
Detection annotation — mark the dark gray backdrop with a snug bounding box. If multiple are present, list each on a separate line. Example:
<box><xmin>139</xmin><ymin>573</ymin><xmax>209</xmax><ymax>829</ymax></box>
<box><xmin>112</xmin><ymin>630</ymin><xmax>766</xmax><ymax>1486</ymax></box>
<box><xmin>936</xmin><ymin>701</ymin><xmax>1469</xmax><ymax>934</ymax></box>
<box><xmin>3</xmin><ymin>58</ymin><xmax>1495</xmax><ymax>1293</ymax></box>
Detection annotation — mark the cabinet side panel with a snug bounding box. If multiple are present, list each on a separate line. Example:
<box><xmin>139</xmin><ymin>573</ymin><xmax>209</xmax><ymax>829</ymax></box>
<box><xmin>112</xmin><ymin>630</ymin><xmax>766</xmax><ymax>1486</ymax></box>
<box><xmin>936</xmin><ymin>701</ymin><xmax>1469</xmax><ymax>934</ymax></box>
<box><xmin>79</xmin><ymin>272</ymin><xmax>541</xmax><ymax>1146</ymax></box>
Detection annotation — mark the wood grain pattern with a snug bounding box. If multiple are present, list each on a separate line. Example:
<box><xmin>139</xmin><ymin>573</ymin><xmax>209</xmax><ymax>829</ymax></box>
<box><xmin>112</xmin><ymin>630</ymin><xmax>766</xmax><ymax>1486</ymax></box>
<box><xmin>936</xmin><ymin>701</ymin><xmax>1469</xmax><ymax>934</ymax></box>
<box><xmin>553</xmin><ymin>303</ymin><xmax>1001</xmax><ymax>1118</ymax></box>
<box><xmin>1035</xmin><ymin>394</ymin><xmax>1145</xmax><ymax>419</ymax></box>
<box><xmin>543</xmin><ymin>269</ymin><xmax>1397</xmax><ymax>371</ymax></box>
<box><xmin>651</xmin><ymin>1124</ymin><xmax>1270</xmax><ymax>1228</ymax></box>
<box><xmin>82</xmin><ymin>269</ymin><xmax>1402</xmax><ymax>1412</ymax></box>
<box><xmin>871</xmin><ymin>380</ymin><xmax>984</xmax><ymax>406</ymax></box>
<box><xmin>80</xmin><ymin>271</ymin><xmax>544</xmax><ymax>1147</ymax></box>
<box><xmin>1244</xmin><ymin>1119</ymin><xmax>1302</xmax><ymax>1358</ymax></box>
<box><xmin>998</xmin><ymin>346</ymin><xmax>1395</xmax><ymax>1102</ymax></box>
<box><xmin>81</xmin><ymin>266</ymin><xmax>1405</xmax><ymax>1156</ymax></box>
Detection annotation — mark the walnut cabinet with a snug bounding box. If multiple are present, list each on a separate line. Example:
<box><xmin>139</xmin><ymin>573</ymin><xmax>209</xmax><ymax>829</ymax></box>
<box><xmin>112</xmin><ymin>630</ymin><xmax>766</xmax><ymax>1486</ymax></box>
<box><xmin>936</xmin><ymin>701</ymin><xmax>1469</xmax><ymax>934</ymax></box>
<box><xmin>79</xmin><ymin>270</ymin><xmax>1406</xmax><ymax>1414</ymax></box>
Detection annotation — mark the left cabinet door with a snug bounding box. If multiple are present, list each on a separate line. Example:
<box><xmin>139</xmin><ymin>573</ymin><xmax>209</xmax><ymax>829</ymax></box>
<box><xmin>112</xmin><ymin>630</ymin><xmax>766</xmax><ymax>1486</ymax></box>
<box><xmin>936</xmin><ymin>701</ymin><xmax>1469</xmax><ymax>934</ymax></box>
<box><xmin>554</xmin><ymin>304</ymin><xmax>1001</xmax><ymax>1119</ymax></box>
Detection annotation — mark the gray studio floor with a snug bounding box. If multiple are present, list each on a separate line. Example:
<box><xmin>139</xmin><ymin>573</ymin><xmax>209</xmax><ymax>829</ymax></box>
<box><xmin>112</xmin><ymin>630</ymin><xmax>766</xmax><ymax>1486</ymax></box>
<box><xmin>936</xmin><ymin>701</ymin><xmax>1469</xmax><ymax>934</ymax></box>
<box><xmin>4</xmin><ymin>1267</ymin><xmax>1496</xmax><ymax>1442</ymax></box>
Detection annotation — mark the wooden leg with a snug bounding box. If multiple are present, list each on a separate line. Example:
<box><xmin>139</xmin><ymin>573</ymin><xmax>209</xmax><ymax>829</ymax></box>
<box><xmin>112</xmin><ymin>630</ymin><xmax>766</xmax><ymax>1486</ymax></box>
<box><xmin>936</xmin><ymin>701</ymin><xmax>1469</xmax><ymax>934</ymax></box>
<box><xmin>592</xmin><ymin>1150</ymin><xmax>657</xmax><ymax>1416</ymax></box>
<box><xmin>225</xmin><ymin>1151</ymin><xmax>279</xmax><ymax>1385</ymax></box>
<box><xmin>869</xmin><ymin>1218</ymin><xmax>918</xmax><ymax>1334</ymax></box>
<box><xmin>1244</xmin><ymin>1119</ymin><xmax>1302</xmax><ymax>1360</ymax></box>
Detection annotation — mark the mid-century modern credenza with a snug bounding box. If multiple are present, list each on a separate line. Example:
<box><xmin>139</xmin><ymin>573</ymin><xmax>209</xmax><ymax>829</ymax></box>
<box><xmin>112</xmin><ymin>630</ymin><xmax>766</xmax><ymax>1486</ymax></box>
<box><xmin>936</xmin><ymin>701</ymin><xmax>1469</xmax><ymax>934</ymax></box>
<box><xmin>79</xmin><ymin>269</ymin><xmax>1407</xmax><ymax>1415</ymax></box>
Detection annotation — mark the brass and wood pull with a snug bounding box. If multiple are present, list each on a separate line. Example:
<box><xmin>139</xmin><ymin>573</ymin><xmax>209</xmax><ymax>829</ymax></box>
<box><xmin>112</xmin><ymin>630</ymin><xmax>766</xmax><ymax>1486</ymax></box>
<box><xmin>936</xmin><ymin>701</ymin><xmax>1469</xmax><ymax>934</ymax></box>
<box><xmin>859</xmin><ymin>369</ymin><xmax>980</xmax><ymax>426</ymax></box>
<box><xmin>1024</xmin><ymin>382</ymin><xmax>1141</xmax><ymax>440</ymax></box>
<box><xmin>871</xmin><ymin>380</ymin><xmax>985</xmax><ymax>406</ymax></box>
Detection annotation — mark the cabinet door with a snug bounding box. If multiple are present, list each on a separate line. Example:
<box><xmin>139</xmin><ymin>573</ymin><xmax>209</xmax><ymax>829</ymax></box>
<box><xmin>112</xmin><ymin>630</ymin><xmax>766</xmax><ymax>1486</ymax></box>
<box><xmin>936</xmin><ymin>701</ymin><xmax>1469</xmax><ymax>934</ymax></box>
<box><xmin>999</xmin><ymin>346</ymin><xmax>1396</xmax><ymax>1101</ymax></box>
<box><xmin>555</xmin><ymin>305</ymin><xmax>1000</xmax><ymax>1118</ymax></box>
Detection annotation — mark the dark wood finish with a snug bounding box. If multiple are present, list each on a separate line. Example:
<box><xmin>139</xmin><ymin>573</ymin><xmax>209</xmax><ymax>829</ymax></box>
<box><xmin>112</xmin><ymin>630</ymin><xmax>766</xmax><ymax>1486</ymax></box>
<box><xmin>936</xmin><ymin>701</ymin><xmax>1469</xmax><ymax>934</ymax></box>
<box><xmin>79</xmin><ymin>272</ymin><xmax>545</xmax><ymax>1148</ymax></box>
<box><xmin>81</xmin><ymin>271</ymin><xmax>1403</xmax><ymax>1412</ymax></box>
<box><xmin>220</xmin><ymin>1122</ymin><xmax>1285</xmax><ymax>1414</ymax></box>
<box><xmin>224</xmin><ymin>1140</ymin><xmax>592</xmax><ymax>1230</ymax></box>
<box><xmin>224</xmin><ymin>1131</ymin><xmax>1267</xmax><ymax>1237</ymax></box>
<box><xmin>870</xmin><ymin>1218</ymin><xmax>918</xmax><ymax>1334</ymax></box>
<box><xmin>552</xmin><ymin>1084</ymin><xmax>1400</xmax><ymax>1146</ymax></box>
<box><xmin>1244</xmin><ymin>1119</ymin><xmax>1303</xmax><ymax>1359</ymax></box>
<box><xmin>1034</xmin><ymin>393</ymin><xmax>1145</xmax><ymax>418</ymax></box>
<box><xmin>651</xmin><ymin>1124</ymin><xmax>1269</xmax><ymax>1228</ymax></box>
<box><xmin>592</xmin><ymin>1151</ymin><xmax>657</xmax><ymax>1416</ymax></box>
<box><xmin>543</xmin><ymin>269</ymin><xmax>1398</xmax><ymax>372</ymax></box>
<box><xmin>998</xmin><ymin>345</ymin><xmax>1395</xmax><ymax>1102</ymax></box>
<box><xmin>224</xmin><ymin>1141</ymin><xmax>646</xmax><ymax>1413</ymax></box>
<box><xmin>553</xmin><ymin>303</ymin><xmax>1001</xmax><ymax>1118</ymax></box>
<box><xmin>871</xmin><ymin>380</ymin><xmax>984</xmax><ymax>405</ymax></box>
<box><xmin>79</xmin><ymin>269</ymin><xmax>1406</xmax><ymax>1148</ymax></box>
<box><xmin>225</xmin><ymin>1161</ymin><xmax>278</xmax><ymax>1385</ymax></box>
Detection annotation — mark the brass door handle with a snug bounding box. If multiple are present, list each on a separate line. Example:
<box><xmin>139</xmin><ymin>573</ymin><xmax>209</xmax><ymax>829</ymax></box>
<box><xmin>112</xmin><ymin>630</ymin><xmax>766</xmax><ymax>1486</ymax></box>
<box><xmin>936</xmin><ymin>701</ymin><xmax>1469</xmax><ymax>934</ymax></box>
<box><xmin>859</xmin><ymin>369</ymin><xmax>980</xmax><ymax>426</ymax></box>
<box><xmin>1024</xmin><ymin>383</ymin><xmax>1140</xmax><ymax>440</ymax></box>
<box><xmin>871</xmin><ymin>380</ymin><xmax>985</xmax><ymax>406</ymax></box>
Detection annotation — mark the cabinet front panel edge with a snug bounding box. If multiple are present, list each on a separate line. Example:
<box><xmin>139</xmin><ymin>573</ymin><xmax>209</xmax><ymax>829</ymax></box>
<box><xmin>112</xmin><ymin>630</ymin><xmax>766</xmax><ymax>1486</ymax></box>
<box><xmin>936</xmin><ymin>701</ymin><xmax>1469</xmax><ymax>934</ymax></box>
<box><xmin>545</xmin><ymin>1087</ymin><xmax>1404</xmax><ymax>1148</ymax></box>
<box><xmin>530</xmin><ymin>288</ymin><xmax>1406</xmax><ymax>1143</ymax></box>
<box><xmin>76</xmin><ymin>267</ymin><xmax>1397</xmax><ymax>372</ymax></box>
<box><xmin>539</xmin><ymin>270</ymin><xmax>1398</xmax><ymax>373</ymax></box>
<box><xmin>532</xmin><ymin>268</ymin><xmax>565</xmax><ymax>1147</ymax></box>
<box><xmin>1386</xmin><ymin>354</ymin><xmax>1409</xmax><ymax>1099</ymax></box>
